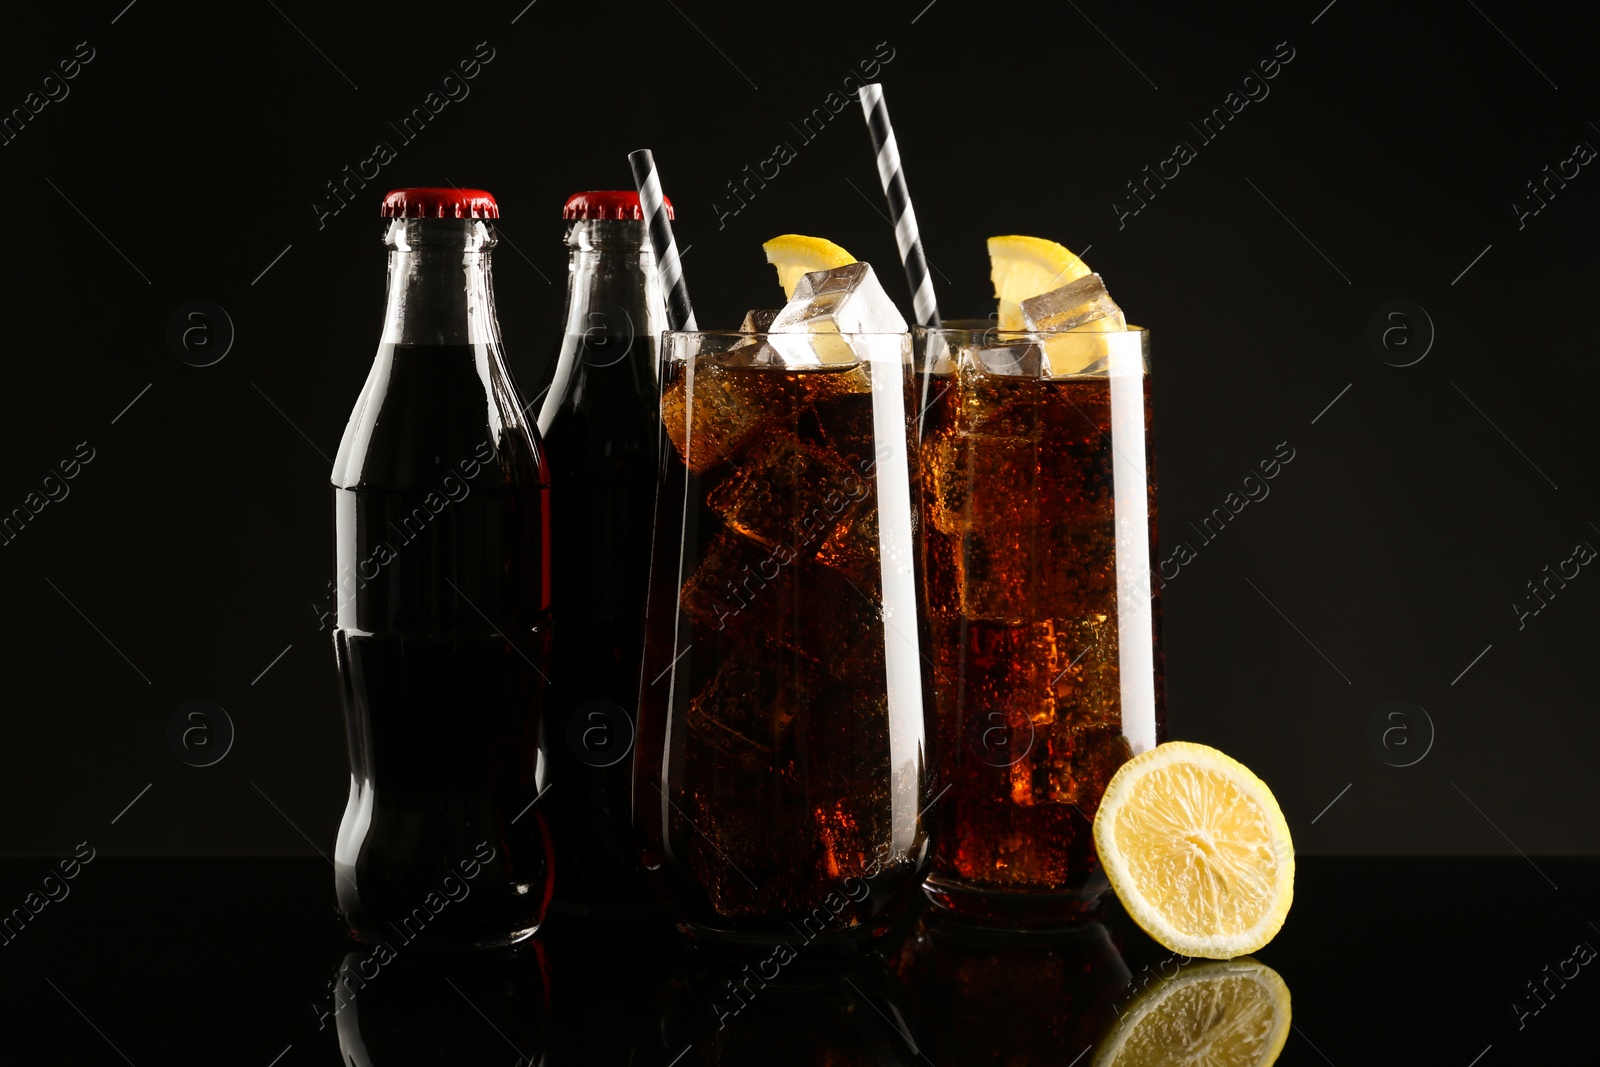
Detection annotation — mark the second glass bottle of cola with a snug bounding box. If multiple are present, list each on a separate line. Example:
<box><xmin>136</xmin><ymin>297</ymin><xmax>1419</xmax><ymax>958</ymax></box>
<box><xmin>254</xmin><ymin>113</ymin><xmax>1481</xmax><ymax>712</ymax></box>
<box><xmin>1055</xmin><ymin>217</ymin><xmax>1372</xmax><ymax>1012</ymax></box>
<box><xmin>532</xmin><ymin>191</ymin><xmax>669</xmax><ymax>914</ymax></box>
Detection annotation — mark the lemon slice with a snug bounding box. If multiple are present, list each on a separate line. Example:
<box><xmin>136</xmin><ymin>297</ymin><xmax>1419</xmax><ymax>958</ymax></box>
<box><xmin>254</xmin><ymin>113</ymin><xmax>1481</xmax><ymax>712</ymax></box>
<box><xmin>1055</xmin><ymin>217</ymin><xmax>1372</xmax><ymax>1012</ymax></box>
<box><xmin>1093</xmin><ymin>959</ymin><xmax>1291</xmax><ymax>1067</ymax></box>
<box><xmin>1093</xmin><ymin>741</ymin><xmax>1294</xmax><ymax>959</ymax></box>
<box><xmin>763</xmin><ymin>235</ymin><xmax>857</xmax><ymax>300</ymax></box>
<box><xmin>987</xmin><ymin>235</ymin><xmax>1091</xmax><ymax>330</ymax></box>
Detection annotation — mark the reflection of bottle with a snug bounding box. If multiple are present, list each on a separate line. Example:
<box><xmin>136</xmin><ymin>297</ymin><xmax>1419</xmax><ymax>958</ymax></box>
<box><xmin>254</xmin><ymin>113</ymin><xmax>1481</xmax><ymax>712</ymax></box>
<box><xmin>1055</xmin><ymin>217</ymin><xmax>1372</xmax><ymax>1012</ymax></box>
<box><xmin>532</xmin><ymin>191</ymin><xmax>668</xmax><ymax>915</ymax></box>
<box><xmin>892</xmin><ymin>916</ymin><xmax>1130</xmax><ymax>1064</ymax></box>
<box><xmin>331</xmin><ymin>188</ymin><xmax>554</xmax><ymax>949</ymax></box>
<box><xmin>634</xmin><ymin>948</ymin><xmax>921</xmax><ymax>1065</ymax></box>
<box><xmin>329</xmin><ymin>943</ymin><xmax>548</xmax><ymax>1065</ymax></box>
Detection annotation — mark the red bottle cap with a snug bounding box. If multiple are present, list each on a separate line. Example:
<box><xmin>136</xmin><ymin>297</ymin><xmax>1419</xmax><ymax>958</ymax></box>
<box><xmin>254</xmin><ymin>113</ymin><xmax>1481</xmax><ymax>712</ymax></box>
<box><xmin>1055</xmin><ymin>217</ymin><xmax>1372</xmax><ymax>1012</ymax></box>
<box><xmin>380</xmin><ymin>188</ymin><xmax>499</xmax><ymax>219</ymax></box>
<box><xmin>562</xmin><ymin>191</ymin><xmax>673</xmax><ymax>221</ymax></box>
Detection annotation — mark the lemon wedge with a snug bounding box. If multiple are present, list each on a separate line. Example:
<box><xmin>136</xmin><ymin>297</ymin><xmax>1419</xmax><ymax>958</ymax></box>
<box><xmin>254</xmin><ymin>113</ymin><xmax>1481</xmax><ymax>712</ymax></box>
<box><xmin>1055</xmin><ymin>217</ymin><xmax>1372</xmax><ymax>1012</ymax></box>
<box><xmin>987</xmin><ymin>235</ymin><xmax>1091</xmax><ymax>330</ymax></box>
<box><xmin>1093</xmin><ymin>741</ymin><xmax>1294</xmax><ymax>959</ymax></box>
<box><xmin>1093</xmin><ymin>959</ymin><xmax>1291</xmax><ymax>1067</ymax></box>
<box><xmin>763</xmin><ymin>235</ymin><xmax>857</xmax><ymax>300</ymax></box>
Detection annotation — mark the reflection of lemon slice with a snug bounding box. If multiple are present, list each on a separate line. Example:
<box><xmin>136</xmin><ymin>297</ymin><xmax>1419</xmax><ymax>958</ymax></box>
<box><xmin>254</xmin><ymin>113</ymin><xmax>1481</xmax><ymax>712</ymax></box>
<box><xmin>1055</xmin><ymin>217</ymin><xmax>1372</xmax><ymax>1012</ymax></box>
<box><xmin>1093</xmin><ymin>959</ymin><xmax>1291</xmax><ymax>1067</ymax></box>
<box><xmin>763</xmin><ymin>235</ymin><xmax>856</xmax><ymax>300</ymax></box>
<box><xmin>987</xmin><ymin>235</ymin><xmax>1091</xmax><ymax>330</ymax></box>
<box><xmin>1093</xmin><ymin>741</ymin><xmax>1294</xmax><ymax>959</ymax></box>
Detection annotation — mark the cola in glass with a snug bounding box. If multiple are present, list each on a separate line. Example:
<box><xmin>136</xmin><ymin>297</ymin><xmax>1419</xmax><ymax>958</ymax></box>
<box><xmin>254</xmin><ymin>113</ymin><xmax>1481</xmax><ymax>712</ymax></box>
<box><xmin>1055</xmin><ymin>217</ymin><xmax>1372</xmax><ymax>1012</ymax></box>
<box><xmin>633</xmin><ymin>302</ymin><xmax>933</xmax><ymax>946</ymax></box>
<box><xmin>915</xmin><ymin>323</ymin><xmax>1164</xmax><ymax>925</ymax></box>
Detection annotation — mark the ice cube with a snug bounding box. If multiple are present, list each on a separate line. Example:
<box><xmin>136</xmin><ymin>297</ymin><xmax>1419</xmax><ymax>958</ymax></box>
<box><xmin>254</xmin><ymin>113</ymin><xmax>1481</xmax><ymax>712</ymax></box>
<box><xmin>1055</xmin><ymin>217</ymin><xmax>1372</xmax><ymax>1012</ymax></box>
<box><xmin>706</xmin><ymin>438</ymin><xmax>862</xmax><ymax>550</ymax></box>
<box><xmin>686</xmin><ymin>645</ymin><xmax>815</xmax><ymax>760</ymax></box>
<box><xmin>960</xmin><ymin>525</ymin><xmax>1041</xmax><ymax>624</ymax></box>
<box><xmin>767</xmin><ymin>331</ymin><xmax>860</xmax><ymax>367</ymax></box>
<box><xmin>661</xmin><ymin>352</ymin><xmax>789</xmax><ymax>473</ymax></box>
<box><xmin>1020</xmin><ymin>273</ymin><xmax>1129</xmax><ymax>378</ymax></box>
<box><xmin>715</xmin><ymin>339</ymin><xmax>789</xmax><ymax>368</ymax></box>
<box><xmin>939</xmin><ymin>794</ymin><xmax>1097</xmax><ymax>884</ymax></box>
<box><xmin>924</xmin><ymin>433</ymin><xmax>974</xmax><ymax>535</ymax></box>
<box><xmin>957</xmin><ymin>430</ymin><xmax>1048</xmax><ymax>622</ymax></box>
<box><xmin>955</xmin><ymin>349</ymin><xmax>1043</xmax><ymax>439</ymax></box>
<box><xmin>740</xmin><ymin>308</ymin><xmax>779</xmax><ymax>333</ymax></box>
<box><xmin>787</xmin><ymin>560</ymin><xmax>884</xmax><ymax>667</ymax></box>
<box><xmin>939</xmin><ymin>432</ymin><xmax>1029</xmax><ymax>530</ymax></box>
<box><xmin>673</xmin><ymin>730</ymin><xmax>814</xmax><ymax>914</ymax></box>
<box><xmin>803</xmin><ymin>365</ymin><xmax>876</xmax><ymax>467</ymax></box>
<box><xmin>782</xmin><ymin>262</ymin><xmax>910</xmax><ymax>332</ymax></box>
<box><xmin>678</xmin><ymin>528</ymin><xmax>796</xmax><ymax>637</ymax></box>
<box><xmin>1047</xmin><ymin>615</ymin><xmax>1121</xmax><ymax>733</ymax></box>
<box><xmin>799</xmin><ymin>675</ymin><xmax>893</xmax><ymax>877</ymax></box>
<box><xmin>993</xmin><ymin>617</ymin><xmax>1127</xmax><ymax>807</ymax></box>
<box><xmin>816</xmin><ymin>506</ymin><xmax>878</xmax><ymax>577</ymax></box>
<box><xmin>1020</xmin><ymin>273</ymin><xmax>1125</xmax><ymax>334</ymax></box>
<box><xmin>959</xmin><ymin>342</ymin><xmax>1044</xmax><ymax>379</ymax></box>
<box><xmin>798</xmin><ymin>360</ymin><xmax>874</xmax><ymax>400</ymax></box>
<box><xmin>962</xmin><ymin>620</ymin><xmax>1062</xmax><ymax>728</ymax></box>
<box><xmin>1022</xmin><ymin>721</ymin><xmax>1132</xmax><ymax>807</ymax></box>
<box><xmin>925</xmin><ymin>617</ymin><xmax>1054</xmax><ymax>806</ymax></box>
<box><xmin>679</xmin><ymin>524</ymin><xmax>883</xmax><ymax>665</ymax></box>
<box><xmin>768</xmin><ymin>262</ymin><xmax>908</xmax><ymax>367</ymax></box>
<box><xmin>922</xmin><ymin>595</ymin><xmax>1129</xmax><ymax>826</ymax></box>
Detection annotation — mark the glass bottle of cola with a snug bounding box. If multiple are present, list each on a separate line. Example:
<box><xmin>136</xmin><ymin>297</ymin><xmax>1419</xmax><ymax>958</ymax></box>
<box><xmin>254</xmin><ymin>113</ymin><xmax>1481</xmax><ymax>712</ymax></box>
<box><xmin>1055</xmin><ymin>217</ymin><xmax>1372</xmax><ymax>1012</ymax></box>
<box><xmin>330</xmin><ymin>187</ymin><xmax>554</xmax><ymax>949</ymax></box>
<box><xmin>530</xmin><ymin>191</ymin><xmax>669</xmax><ymax>915</ymax></box>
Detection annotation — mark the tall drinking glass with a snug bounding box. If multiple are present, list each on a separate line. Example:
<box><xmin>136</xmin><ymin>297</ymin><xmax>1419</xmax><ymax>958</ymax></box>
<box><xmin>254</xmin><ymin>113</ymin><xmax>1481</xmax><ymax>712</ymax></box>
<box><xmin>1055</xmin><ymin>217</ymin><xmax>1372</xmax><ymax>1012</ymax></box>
<box><xmin>915</xmin><ymin>324</ymin><xmax>1164</xmax><ymax>925</ymax></box>
<box><xmin>634</xmin><ymin>329</ymin><xmax>932</xmax><ymax>948</ymax></box>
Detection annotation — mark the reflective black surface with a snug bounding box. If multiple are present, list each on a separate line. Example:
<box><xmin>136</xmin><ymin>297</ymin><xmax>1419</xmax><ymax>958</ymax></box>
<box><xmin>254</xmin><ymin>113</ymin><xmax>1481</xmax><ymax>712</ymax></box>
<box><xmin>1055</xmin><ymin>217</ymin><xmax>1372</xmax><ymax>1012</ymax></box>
<box><xmin>0</xmin><ymin>857</ymin><xmax>1594</xmax><ymax>1062</ymax></box>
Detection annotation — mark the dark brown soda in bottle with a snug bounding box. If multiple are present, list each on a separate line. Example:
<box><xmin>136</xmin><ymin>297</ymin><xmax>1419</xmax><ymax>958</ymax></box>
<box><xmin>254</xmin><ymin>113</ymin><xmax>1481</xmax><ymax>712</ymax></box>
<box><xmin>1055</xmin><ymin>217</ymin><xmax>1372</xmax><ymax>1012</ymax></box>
<box><xmin>330</xmin><ymin>188</ymin><xmax>554</xmax><ymax>950</ymax></box>
<box><xmin>526</xmin><ymin>191</ymin><xmax>667</xmax><ymax>915</ymax></box>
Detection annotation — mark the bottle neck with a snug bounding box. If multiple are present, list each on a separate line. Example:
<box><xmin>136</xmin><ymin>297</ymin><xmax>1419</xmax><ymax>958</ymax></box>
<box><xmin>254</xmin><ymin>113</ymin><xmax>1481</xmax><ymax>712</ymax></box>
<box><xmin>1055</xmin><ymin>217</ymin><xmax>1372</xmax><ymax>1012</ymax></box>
<box><xmin>560</xmin><ymin>218</ymin><xmax>666</xmax><ymax>347</ymax></box>
<box><xmin>380</xmin><ymin>218</ymin><xmax>502</xmax><ymax>346</ymax></box>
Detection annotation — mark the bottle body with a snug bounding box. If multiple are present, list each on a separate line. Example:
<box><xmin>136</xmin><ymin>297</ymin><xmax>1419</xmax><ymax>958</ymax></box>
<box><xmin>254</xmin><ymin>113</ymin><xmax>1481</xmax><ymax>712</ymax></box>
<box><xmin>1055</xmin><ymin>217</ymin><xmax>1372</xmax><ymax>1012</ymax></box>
<box><xmin>332</xmin><ymin>209</ymin><xmax>554</xmax><ymax>949</ymax></box>
<box><xmin>535</xmin><ymin>211</ymin><xmax>665</xmax><ymax>914</ymax></box>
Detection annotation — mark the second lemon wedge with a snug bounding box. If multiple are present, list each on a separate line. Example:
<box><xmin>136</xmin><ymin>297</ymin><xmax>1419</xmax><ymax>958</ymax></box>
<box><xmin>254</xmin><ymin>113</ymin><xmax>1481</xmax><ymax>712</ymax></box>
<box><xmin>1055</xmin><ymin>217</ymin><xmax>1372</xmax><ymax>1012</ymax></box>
<box><xmin>987</xmin><ymin>235</ymin><xmax>1091</xmax><ymax>330</ymax></box>
<box><xmin>763</xmin><ymin>235</ymin><xmax>857</xmax><ymax>300</ymax></box>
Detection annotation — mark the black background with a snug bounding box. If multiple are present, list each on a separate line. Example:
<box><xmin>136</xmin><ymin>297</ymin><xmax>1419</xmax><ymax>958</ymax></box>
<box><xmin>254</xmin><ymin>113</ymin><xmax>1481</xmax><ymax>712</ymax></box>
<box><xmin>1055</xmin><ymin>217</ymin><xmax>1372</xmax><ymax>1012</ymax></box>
<box><xmin>1</xmin><ymin>0</ymin><xmax>1595</xmax><ymax>859</ymax></box>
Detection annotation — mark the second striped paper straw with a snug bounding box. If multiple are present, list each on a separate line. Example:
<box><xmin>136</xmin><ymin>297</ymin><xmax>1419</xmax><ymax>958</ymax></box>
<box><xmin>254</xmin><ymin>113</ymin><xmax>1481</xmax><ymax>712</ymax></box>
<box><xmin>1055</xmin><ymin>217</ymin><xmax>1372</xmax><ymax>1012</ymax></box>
<box><xmin>628</xmin><ymin>148</ymin><xmax>697</xmax><ymax>332</ymax></box>
<box><xmin>858</xmin><ymin>83</ymin><xmax>940</xmax><ymax>330</ymax></box>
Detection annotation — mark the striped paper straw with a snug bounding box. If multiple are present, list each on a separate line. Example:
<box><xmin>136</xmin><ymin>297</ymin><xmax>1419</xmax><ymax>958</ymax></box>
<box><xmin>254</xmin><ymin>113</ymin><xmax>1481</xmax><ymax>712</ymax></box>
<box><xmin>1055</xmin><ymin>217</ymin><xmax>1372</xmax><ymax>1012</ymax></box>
<box><xmin>858</xmin><ymin>83</ymin><xmax>940</xmax><ymax>329</ymax></box>
<box><xmin>628</xmin><ymin>149</ymin><xmax>697</xmax><ymax>332</ymax></box>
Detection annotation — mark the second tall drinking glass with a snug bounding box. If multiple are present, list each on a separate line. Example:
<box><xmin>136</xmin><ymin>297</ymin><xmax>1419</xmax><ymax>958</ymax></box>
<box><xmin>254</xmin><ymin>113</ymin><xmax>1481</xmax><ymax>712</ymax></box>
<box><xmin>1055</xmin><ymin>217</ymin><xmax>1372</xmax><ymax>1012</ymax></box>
<box><xmin>634</xmin><ymin>328</ymin><xmax>932</xmax><ymax>948</ymax></box>
<box><xmin>916</xmin><ymin>324</ymin><xmax>1165</xmax><ymax>925</ymax></box>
